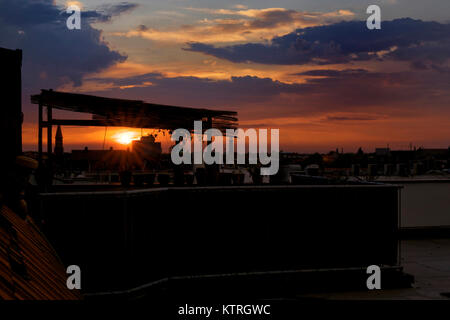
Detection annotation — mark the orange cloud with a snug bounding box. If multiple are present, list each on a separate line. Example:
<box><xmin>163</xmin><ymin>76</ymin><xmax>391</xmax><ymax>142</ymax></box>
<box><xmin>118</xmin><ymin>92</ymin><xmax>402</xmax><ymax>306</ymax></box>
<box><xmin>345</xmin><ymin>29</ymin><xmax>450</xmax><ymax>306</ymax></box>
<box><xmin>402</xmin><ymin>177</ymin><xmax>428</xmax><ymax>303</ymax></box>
<box><xmin>113</xmin><ymin>8</ymin><xmax>355</xmax><ymax>44</ymax></box>
<box><xmin>56</xmin><ymin>58</ymin><xmax>324</xmax><ymax>93</ymax></box>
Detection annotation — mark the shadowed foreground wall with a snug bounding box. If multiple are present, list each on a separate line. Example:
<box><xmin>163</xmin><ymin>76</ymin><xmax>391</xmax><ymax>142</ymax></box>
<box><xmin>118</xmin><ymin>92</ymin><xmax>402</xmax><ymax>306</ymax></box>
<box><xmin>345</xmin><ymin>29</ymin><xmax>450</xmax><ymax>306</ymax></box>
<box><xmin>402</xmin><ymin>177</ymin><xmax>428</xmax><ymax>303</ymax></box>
<box><xmin>37</xmin><ymin>185</ymin><xmax>400</xmax><ymax>293</ymax></box>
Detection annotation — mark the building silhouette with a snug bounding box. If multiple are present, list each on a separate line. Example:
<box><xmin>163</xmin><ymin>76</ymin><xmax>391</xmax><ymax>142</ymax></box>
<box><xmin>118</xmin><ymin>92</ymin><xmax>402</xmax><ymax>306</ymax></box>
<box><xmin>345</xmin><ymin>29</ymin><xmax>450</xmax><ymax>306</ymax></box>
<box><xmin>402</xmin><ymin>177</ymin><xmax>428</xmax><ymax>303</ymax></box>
<box><xmin>54</xmin><ymin>125</ymin><xmax>64</xmax><ymax>156</ymax></box>
<box><xmin>0</xmin><ymin>48</ymin><xmax>22</xmax><ymax>171</ymax></box>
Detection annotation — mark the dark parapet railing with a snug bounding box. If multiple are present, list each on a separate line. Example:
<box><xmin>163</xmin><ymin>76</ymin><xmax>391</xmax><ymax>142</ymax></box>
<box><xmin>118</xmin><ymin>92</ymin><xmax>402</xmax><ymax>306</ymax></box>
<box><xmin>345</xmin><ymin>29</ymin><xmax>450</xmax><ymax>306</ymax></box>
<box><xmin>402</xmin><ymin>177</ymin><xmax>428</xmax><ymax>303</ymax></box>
<box><xmin>35</xmin><ymin>184</ymin><xmax>401</xmax><ymax>293</ymax></box>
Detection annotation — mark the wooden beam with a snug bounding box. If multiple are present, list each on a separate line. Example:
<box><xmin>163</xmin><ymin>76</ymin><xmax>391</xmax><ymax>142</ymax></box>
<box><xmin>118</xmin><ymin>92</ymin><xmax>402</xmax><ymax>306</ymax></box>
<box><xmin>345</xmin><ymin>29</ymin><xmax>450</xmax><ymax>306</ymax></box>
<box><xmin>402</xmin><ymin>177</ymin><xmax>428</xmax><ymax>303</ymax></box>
<box><xmin>38</xmin><ymin>103</ymin><xmax>43</xmax><ymax>166</ymax></box>
<box><xmin>43</xmin><ymin>119</ymin><xmax>125</xmax><ymax>127</ymax></box>
<box><xmin>31</xmin><ymin>90</ymin><xmax>238</xmax><ymax>130</ymax></box>
<box><xmin>47</xmin><ymin>106</ymin><xmax>52</xmax><ymax>159</ymax></box>
<box><xmin>44</xmin><ymin>119</ymin><xmax>163</xmax><ymax>129</ymax></box>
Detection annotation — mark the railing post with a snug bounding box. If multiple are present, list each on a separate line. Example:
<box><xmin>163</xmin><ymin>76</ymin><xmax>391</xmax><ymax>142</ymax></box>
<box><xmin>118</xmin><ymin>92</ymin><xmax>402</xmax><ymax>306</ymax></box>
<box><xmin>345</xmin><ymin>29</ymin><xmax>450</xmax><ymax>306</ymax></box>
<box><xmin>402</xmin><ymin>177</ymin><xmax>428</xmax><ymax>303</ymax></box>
<box><xmin>38</xmin><ymin>103</ymin><xmax>43</xmax><ymax>167</ymax></box>
<box><xmin>47</xmin><ymin>105</ymin><xmax>52</xmax><ymax>161</ymax></box>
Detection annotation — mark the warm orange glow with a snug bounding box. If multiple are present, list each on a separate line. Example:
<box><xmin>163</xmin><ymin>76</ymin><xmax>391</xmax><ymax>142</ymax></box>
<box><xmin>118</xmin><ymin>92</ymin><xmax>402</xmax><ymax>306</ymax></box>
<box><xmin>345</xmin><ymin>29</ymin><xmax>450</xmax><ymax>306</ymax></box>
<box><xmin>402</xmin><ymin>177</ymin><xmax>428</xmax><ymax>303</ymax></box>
<box><xmin>113</xmin><ymin>131</ymin><xmax>140</xmax><ymax>145</ymax></box>
<box><xmin>66</xmin><ymin>1</ymin><xmax>83</xmax><ymax>9</ymax></box>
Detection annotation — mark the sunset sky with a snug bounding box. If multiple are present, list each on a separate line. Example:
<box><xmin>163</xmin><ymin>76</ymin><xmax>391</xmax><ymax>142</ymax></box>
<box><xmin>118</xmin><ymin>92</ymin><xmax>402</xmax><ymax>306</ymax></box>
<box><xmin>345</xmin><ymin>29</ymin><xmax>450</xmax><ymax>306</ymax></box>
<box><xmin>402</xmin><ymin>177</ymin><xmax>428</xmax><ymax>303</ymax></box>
<box><xmin>1</xmin><ymin>0</ymin><xmax>449</xmax><ymax>152</ymax></box>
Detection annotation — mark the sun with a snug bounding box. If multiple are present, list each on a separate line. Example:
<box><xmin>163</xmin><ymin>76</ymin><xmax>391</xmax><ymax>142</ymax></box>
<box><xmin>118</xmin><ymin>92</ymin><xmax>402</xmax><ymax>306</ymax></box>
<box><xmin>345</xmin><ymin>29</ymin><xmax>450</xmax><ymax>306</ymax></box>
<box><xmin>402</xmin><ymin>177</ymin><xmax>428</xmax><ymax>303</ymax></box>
<box><xmin>114</xmin><ymin>131</ymin><xmax>140</xmax><ymax>145</ymax></box>
<box><xmin>66</xmin><ymin>1</ymin><xmax>84</xmax><ymax>9</ymax></box>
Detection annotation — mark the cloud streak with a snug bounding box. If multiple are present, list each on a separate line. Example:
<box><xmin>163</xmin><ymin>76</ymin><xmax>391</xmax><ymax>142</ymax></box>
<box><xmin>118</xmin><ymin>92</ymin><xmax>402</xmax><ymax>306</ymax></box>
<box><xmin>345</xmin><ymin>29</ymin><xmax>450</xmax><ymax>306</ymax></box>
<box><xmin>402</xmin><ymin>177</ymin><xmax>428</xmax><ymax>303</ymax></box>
<box><xmin>67</xmin><ymin>64</ymin><xmax>450</xmax><ymax>123</ymax></box>
<box><xmin>52</xmin><ymin>66</ymin><xmax>450</xmax><ymax>151</ymax></box>
<box><xmin>83</xmin><ymin>2</ymin><xmax>139</xmax><ymax>23</ymax></box>
<box><xmin>115</xmin><ymin>8</ymin><xmax>355</xmax><ymax>43</ymax></box>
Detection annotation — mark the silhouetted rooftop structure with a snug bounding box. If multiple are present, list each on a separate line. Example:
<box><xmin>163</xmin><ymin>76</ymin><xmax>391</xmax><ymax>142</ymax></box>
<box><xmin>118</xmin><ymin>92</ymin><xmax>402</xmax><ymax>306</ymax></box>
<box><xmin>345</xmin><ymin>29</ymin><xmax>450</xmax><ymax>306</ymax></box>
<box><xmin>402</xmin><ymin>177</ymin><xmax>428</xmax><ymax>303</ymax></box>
<box><xmin>31</xmin><ymin>89</ymin><xmax>238</xmax><ymax>131</ymax></box>
<box><xmin>31</xmin><ymin>89</ymin><xmax>238</xmax><ymax>166</ymax></box>
<box><xmin>0</xmin><ymin>48</ymin><xmax>22</xmax><ymax>172</ymax></box>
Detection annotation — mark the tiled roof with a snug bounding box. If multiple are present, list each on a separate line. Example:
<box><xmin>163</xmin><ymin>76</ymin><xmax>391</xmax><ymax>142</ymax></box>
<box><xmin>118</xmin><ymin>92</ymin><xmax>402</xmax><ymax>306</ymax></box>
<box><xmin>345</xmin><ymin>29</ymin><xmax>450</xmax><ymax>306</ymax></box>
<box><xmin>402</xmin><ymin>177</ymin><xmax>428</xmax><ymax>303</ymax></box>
<box><xmin>0</xmin><ymin>205</ymin><xmax>81</xmax><ymax>300</ymax></box>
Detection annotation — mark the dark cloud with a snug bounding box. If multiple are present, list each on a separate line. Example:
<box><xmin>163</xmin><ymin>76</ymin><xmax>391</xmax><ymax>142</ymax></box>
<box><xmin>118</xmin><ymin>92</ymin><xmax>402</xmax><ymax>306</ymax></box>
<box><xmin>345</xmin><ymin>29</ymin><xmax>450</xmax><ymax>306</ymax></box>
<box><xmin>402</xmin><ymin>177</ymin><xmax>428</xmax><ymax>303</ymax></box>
<box><xmin>326</xmin><ymin>116</ymin><xmax>381</xmax><ymax>121</ymax></box>
<box><xmin>89</xmin><ymin>74</ymin><xmax>301</xmax><ymax>106</ymax></box>
<box><xmin>137</xmin><ymin>25</ymin><xmax>149</xmax><ymax>32</ymax></box>
<box><xmin>0</xmin><ymin>0</ymin><xmax>64</xmax><ymax>26</ymax></box>
<box><xmin>0</xmin><ymin>0</ymin><xmax>132</xmax><ymax>92</ymax></box>
<box><xmin>84</xmin><ymin>3</ymin><xmax>139</xmax><ymax>23</ymax></box>
<box><xmin>185</xmin><ymin>18</ymin><xmax>450</xmax><ymax>66</ymax></box>
<box><xmin>390</xmin><ymin>40</ymin><xmax>450</xmax><ymax>70</ymax></box>
<box><xmin>296</xmin><ymin>69</ymin><xmax>368</xmax><ymax>77</ymax></box>
<box><xmin>86</xmin><ymin>65</ymin><xmax>450</xmax><ymax>121</ymax></box>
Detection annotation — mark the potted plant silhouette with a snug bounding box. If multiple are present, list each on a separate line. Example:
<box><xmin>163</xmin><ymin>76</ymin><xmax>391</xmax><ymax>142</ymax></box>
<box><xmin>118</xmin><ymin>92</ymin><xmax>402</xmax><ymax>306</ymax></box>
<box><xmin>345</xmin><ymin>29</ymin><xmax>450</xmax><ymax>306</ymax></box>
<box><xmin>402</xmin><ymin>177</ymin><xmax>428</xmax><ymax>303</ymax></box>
<box><xmin>185</xmin><ymin>173</ymin><xmax>195</xmax><ymax>186</ymax></box>
<box><xmin>143</xmin><ymin>173</ymin><xmax>155</xmax><ymax>186</ymax></box>
<box><xmin>133</xmin><ymin>174</ymin><xmax>145</xmax><ymax>187</ymax></box>
<box><xmin>120</xmin><ymin>170</ymin><xmax>132</xmax><ymax>187</ymax></box>
<box><xmin>157</xmin><ymin>173</ymin><xmax>170</xmax><ymax>186</ymax></box>
<box><xmin>195</xmin><ymin>168</ymin><xmax>207</xmax><ymax>186</ymax></box>
<box><xmin>250</xmin><ymin>167</ymin><xmax>262</xmax><ymax>185</ymax></box>
<box><xmin>218</xmin><ymin>172</ymin><xmax>232</xmax><ymax>186</ymax></box>
<box><xmin>232</xmin><ymin>169</ymin><xmax>245</xmax><ymax>185</ymax></box>
<box><xmin>173</xmin><ymin>166</ymin><xmax>185</xmax><ymax>186</ymax></box>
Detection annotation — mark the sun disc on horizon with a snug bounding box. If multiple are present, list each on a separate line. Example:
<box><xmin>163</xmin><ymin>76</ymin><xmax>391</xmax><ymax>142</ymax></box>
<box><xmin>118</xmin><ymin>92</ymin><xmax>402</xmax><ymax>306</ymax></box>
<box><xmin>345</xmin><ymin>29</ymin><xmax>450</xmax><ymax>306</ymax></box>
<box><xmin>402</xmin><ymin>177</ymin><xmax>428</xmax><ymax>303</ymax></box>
<box><xmin>114</xmin><ymin>131</ymin><xmax>140</xmax><ymax>145</ymax></box>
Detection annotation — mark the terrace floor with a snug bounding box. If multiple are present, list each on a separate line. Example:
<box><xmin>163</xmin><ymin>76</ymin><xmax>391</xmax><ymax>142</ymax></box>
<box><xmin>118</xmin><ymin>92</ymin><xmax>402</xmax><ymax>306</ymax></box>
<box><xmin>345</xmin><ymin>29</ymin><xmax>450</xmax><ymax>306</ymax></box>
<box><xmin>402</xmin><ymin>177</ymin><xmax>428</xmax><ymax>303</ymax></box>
<box><xmin>298</xmin><ymin>238</ymin><xmax>450</xmax><ymax>300</ymax></box>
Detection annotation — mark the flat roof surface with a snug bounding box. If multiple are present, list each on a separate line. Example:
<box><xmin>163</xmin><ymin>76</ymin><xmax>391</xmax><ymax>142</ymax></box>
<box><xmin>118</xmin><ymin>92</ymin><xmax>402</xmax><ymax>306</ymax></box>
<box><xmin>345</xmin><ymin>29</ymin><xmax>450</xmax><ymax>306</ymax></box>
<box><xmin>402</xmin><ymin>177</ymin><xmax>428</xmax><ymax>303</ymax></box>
<box><xmin>298</xmin><ymin>238</ymin><xmax>450</xmax><ymax>300</ymax></box>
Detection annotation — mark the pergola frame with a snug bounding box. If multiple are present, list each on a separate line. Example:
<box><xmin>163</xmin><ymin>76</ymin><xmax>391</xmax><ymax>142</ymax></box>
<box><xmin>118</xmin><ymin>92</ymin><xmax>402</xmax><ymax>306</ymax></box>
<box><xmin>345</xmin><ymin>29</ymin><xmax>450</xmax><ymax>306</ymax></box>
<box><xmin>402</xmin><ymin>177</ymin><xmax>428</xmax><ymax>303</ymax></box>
<box><xmin>32</xmin><ymin>89</ymin><xmax>238</xmax><ymax>166</ymax></box>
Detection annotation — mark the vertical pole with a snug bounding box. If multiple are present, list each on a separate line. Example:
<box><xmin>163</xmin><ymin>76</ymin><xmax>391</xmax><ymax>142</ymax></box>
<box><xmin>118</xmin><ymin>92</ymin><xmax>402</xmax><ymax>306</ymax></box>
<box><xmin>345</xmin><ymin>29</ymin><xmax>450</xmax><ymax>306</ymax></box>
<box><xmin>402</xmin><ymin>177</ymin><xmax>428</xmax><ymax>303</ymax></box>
<box><xmin>205</xmin><ymin>116</ymin><xmax>216</xmax><ymax>185</ymax></box>
<box><xmin>398</xmin><ymin>187</ymin><xmax>402</xmax><ymax>266</ymax></box>
<box><xmin>206</xmin><ymin>116</ymin><xmax>213</xmax><ymax>130</ymax></box>
<box><xmin>16</xmin><ymin>49</ymin><xmax>23</xmax><ymax>156</ymax></box>
<box><xmin>207</xmin><ymin>116</ymin><xmax>213</xmax><ymax>161</ymax></box>
<box><xmin>47</xmin><ymin>106</ymin><xmax>52</xmax><ymax>159</ymax></box>
<box><xmin>38</xmin><ymin>103</ymin><xmax>43</xmax><ymax>167</ymax></box>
